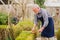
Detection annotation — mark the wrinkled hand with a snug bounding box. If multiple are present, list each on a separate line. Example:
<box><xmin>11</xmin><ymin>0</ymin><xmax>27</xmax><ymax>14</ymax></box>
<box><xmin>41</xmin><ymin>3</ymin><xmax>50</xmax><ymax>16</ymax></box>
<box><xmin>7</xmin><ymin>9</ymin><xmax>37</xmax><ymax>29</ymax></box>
<box><xmin>38</xmin><ymin>27</ymin><xmax>45</xmax><ymax>32</ymax></box>
<box><xmin>32</xmin><ymin>28</ymin><xmax>36</xmax><ymax>34</ymax></box>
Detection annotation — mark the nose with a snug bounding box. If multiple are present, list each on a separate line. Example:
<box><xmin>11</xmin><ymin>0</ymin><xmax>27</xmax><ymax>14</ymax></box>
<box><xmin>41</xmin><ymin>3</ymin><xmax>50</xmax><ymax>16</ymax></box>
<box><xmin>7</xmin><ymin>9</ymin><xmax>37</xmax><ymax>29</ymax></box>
<box><xmin>32</xmin><ymin>7</ymin><xmax>40</xmax><ymax>13</ymax></box>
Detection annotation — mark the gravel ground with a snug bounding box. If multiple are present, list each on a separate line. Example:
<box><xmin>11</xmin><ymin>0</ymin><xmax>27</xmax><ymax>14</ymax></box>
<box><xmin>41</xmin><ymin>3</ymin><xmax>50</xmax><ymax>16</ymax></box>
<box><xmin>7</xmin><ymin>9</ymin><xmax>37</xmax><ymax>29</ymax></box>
<box><xmin>36</xmin><ymin>37</ymin><xmax>57</xmax><ymax>40</ymax></box>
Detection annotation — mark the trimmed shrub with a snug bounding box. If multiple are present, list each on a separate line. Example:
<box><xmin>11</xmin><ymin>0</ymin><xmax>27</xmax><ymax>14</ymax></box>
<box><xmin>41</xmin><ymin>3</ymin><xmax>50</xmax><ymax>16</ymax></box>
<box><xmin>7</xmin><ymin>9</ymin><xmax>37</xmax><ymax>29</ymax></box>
<box><xmin>16</xmin><ymin>20</ymin><xmax>34</xmax><ymax>31</ymax></box>
<box><xmin>56</xmin><ymin>29</ymin><xmax>60</xmax><ymax>40</ymax></box>
<box><xmin>15</xmin><ymin>31</ymin><xmax>34</xmax><ymax>40</ymax></box>
<box><xmin>12</xmin><ymin>20</ymin><xmax>34</xmax><ymax>38</ymax></box>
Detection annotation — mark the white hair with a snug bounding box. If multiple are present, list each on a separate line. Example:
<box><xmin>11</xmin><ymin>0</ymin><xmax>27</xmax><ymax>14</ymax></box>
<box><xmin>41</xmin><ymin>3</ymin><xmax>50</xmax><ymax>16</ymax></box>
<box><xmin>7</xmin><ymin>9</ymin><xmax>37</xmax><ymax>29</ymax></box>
<box><xmin>33</xmin><ymin>4</ymin><xmax>40</xmax><ymax>8</ymax></box>
<box><xmin>33</xmin><ymin>4</ymin><xmax>39</xmax><ymax>7</ymax></box>
<box><xmin>26</xmin><ymin>4</ymin><xmax>40</xmax><ymax>8</ymax></box>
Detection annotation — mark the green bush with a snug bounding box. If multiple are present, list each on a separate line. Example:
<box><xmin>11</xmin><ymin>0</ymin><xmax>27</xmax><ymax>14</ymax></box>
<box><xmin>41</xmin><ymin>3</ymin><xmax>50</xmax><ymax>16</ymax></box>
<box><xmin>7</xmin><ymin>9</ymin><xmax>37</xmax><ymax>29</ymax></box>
<box><xmin>35</xmin><ymin>0</ymin><xmax>45</xmax><ymax>8</ymax></box>
<box><xmin>56</xmin><ymin>29</ymin><xmax>60</xmax><ymax>40</ymax></box>
<box><xmin>0</xmin><ymin>12</ymin><xmax>8</xmax><ymax>25</ymax></box>
<box><xmin>12</xmin><ymin>20</ymin><xmax>34</xmax><ymax>38</ymax></box>
<box><xmin>16</xmin><ymin>20</ymin><xmax>34</xmax><ymax>31</ymax></box>
<box><xmin>15</xmin><ymin>31</ymin><xmax>34</xmax><ymax>40</ymax></box>
<box><xmin>11</xmin><ymin>17</ymin><xmax>19</xmax><ymax>25</ymax></box>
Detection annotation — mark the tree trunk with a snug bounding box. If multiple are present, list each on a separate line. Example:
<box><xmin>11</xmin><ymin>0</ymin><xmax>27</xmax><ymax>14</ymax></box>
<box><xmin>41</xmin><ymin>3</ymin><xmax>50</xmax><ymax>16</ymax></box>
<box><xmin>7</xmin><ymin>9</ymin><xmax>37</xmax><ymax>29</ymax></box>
<box><xmin>0</xmin><ymin>28</ymin><xmax>6</xmax><ymax>40</ymax></box>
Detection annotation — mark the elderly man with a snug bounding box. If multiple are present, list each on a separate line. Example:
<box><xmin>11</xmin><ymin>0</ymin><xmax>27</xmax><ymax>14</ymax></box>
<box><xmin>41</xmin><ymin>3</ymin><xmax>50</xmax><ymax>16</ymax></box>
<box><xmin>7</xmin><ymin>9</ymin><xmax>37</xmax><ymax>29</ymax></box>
<box><xmin>32</xmin><ymin>4</ymin><xmax>55</xmax><ymax>40</ymax></box>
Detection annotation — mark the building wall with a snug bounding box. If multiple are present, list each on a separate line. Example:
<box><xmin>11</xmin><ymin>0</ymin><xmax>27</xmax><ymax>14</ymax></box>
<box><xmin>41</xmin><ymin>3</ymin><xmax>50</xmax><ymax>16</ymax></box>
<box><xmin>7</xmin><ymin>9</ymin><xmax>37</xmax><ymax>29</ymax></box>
<box><xmin>46</xmin><ymin>7</ymin><xmax>60</xmax><ymax>30</ymax></box>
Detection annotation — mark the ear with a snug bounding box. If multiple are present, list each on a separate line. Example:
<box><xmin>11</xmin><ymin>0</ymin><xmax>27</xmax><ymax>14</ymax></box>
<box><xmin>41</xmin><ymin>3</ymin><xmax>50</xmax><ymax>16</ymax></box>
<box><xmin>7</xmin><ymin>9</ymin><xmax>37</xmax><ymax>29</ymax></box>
<box><xmin>37</xmin><ymin>7</ymin><xmax>40</xmax><ymax>10</ymax></box>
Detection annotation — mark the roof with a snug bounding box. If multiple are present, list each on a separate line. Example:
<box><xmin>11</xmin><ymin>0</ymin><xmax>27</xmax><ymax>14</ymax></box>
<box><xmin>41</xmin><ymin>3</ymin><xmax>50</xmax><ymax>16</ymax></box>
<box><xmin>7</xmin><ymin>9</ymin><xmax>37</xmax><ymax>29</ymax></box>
<box><xmin>44</xmin><ymin>0</ymin><xmax>60</xmax><ymax>7</ymax></box>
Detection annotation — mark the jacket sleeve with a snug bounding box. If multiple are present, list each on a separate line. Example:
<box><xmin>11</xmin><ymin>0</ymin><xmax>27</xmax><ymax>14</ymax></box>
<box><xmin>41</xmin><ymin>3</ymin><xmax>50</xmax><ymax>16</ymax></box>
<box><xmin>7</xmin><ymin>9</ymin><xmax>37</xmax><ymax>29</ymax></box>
<box><xmin>34</xmin><ymin>15</ymin><xmax>38</xmax><ymax>25</ymax></box>
<box><xmin>42</xmin><ymin>10</ymin><xmax>49</xmax><ymax>27</ymax></box>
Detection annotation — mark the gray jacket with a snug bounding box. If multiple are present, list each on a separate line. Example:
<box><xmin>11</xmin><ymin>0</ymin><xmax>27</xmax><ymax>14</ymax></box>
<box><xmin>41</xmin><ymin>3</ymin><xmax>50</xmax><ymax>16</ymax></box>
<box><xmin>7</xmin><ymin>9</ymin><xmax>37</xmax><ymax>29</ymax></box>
<box><xmin>34</xmin><ymin>8</ymin><xmax>52</xmax><ymax>27</ymax></box>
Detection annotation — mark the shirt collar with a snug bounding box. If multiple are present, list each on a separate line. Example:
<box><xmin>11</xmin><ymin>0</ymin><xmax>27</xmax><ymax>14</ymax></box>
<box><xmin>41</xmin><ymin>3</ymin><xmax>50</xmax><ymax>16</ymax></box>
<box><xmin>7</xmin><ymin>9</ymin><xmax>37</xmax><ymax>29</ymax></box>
<box><xmin>38</xmin><ymin>8</ymin><xmax>42</xmax><ymax>15</ymax></box>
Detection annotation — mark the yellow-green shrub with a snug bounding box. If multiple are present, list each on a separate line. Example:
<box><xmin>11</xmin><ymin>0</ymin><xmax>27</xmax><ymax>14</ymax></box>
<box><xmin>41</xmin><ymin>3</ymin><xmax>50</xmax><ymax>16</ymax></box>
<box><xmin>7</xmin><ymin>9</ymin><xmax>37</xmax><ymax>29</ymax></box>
<box><xmin>16</xmin><ymin>20</ymin><xmax>34</xmax><ymax>31</ymax></box>
<box><xmin>56</xmin><ymin>29</ymin><xmax>60</xmax><ymax>40</ymax></box>
<box><xmin>15</xmin><ymin>31</ymin><xmax>34</xmax><ymax>40</ymax></box>
<box><xmin>12</xmin><ymin>20</ymin><xmax>34</xmax><ymax>38</ymax></box>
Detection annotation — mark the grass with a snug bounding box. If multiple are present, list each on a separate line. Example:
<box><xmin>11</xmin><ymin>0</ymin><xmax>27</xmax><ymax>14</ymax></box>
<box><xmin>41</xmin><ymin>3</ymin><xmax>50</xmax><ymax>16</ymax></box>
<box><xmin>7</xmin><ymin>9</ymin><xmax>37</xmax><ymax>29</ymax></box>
<box><xmin>0</xmin><ymin>25</ymin><xmax>7</xmax><ymax>29</ymax></box>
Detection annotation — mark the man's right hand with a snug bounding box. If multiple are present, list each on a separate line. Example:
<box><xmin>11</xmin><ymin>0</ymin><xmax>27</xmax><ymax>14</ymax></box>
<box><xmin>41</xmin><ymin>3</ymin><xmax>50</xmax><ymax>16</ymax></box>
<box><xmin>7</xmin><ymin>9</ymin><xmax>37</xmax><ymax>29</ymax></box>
<box><xmin>31</xmin><ymin>24</ymin><xmax>38</xmax><ymax>34</ymax></box>
<box><xmin>32</xmin><ymin>28</ymin><xmax>36</xmax><ymax>34</ymax></box>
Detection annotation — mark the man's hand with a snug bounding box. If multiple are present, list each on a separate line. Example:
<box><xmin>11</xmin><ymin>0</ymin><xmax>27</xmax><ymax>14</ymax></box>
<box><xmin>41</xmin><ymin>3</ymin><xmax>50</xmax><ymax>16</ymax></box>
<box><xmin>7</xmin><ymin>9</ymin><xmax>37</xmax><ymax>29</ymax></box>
<box><xmin>38</xmin><ymin>27</ymin><xmax>45</xmax><ymax>32</ymax></box>
<box><xmin>32</xmin><ymin>28</ymin><xmax>36</xmax><ymax>34</ymax></box>
<box><xmin>32</xmin><ymin>24</ymin><xmax>37</xmax><ymax>34</ymax></box>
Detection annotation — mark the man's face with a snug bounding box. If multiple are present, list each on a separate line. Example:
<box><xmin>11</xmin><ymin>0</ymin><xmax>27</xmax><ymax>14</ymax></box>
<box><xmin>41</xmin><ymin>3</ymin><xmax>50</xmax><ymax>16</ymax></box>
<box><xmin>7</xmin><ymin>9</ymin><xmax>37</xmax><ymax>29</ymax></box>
<box><xmin>32</xmin><ymin>7</ymin><xmax>40</xmax><ymax>14</ymax></box>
